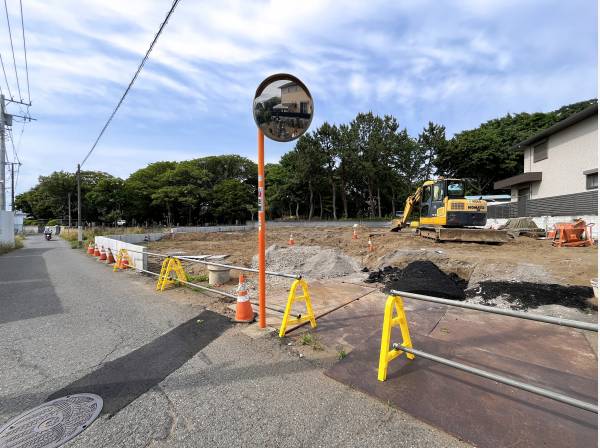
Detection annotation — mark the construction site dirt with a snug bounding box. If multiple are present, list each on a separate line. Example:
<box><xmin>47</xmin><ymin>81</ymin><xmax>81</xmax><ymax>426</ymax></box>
<box><xmin>149</xmin><ymin>225</ymin><xmax>597</xmax><ymax>295</ymax></box>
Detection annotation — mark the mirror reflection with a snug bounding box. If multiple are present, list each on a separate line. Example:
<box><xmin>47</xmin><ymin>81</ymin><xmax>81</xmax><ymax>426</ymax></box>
<box><xmin>253</xmin><ymin>74</ymin><xmax>313</xmax><ymax>142</ymax></box>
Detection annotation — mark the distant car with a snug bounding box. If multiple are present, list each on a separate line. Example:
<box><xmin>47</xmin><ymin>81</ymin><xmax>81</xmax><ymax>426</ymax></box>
<box><xmin>116</xmin><ymin>219</ymin><xmax>126</xmax><ymax>226</ymax></box>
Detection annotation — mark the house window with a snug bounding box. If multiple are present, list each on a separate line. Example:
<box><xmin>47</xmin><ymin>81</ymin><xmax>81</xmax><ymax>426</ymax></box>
<box><xmin>533</xmin><ymin>141</ymin><xmax>548</xmax><ymax>162</ymax></box>
<box><xmin>586</xmin><ymin>172</ymin><xmax>598</xmax><ymax>190</ymax></box>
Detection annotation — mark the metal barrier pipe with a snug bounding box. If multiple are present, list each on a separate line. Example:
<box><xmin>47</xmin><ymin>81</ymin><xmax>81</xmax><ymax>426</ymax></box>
<box><xmin>176</xmin><ymin>256</ymin><xmax>300</xmax><ymax>279</ymax></box>
<box><xmin>138</xmin><ymin>268</ymin><xmax>238</xmax><ymax>300</ymax></box>
<box><xmin>391</xmin><ymin>290</ymin><xmax>598</xmax><ymax>332</ymax></box>
<box><xmin>394</xmin><ymin>344</ymin><xmax>598</xmax><ymax>413</ymax></box>
<box><xmin>138</xmin><ymin>267</ymin><xmax>295</xmax><ymax>316</ymax></box>
<box><xmin>125</xmin><ymin>247</ymin><xmax>300</xmax><ymax>279</ymax></box>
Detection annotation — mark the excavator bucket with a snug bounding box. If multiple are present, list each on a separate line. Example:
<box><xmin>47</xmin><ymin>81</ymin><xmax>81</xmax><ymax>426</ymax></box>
<box><xmin>418</xmin><ymin>226</ymin><xmax>509</xmax><ymax>243</ymax></box>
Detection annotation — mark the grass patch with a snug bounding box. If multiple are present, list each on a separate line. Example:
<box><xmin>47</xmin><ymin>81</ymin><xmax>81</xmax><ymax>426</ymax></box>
<box><xmin>0</xmin><ymin>235</ymin><xmax>24</xmax><ymax>255</ymax></box>
<box><xmin>300</xmin><ymin>332</ymin><xmax>323</xmax><ymax>351</ymax></box>
<box><xmin>337</xmin><ymin>349</ymin><xmax>347</xmax><ymax>360</ymax></box>
<box><xmin>187</xmin><ymin>273</ymin><xmax>209</xmax><ymax>283</ymax></box>
<box><xmin>15</xmin><ymin>235</ymin><xmax>24</xmax><ymax>249</ymax></box>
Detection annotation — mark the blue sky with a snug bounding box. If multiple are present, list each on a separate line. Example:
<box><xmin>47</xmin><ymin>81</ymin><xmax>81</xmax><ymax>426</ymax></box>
<box><xmin>5</xmin><ymin>0</ymin><xmax>598</xmax><ymax>194</ymax></box>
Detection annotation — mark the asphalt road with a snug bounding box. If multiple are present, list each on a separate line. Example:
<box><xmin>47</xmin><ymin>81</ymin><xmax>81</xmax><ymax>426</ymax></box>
<box><xmin>0</xmin><ymin>235</ymin><xmax>468</xmax><ymax>447</ymax></box>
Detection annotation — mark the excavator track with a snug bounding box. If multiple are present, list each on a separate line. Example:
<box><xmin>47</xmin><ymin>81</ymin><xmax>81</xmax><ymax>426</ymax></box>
<box><xmin>418</xmin><ymin>226</ymin><xmax>509</xmax><ymax>244</ymax></box>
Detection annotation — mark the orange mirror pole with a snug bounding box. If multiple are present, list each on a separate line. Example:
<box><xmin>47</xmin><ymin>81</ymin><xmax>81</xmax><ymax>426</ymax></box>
<box><xmin>257</xmin><ymin>128</ymin><xmax>266</xmax><ymax>328</ymax></box>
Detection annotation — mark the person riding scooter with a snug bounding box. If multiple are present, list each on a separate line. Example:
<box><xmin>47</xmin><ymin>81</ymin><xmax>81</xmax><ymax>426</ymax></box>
<box><xmin>44</xmin><ymin>227</ymin><xmax>53</xmax><ymax>241</ymax></box>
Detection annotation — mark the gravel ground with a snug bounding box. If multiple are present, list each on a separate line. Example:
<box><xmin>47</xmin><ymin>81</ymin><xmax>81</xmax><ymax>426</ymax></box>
<box><xmin>252</xmin><ymin>244</ymin><xmax>362</xmax><ymax>279</ymax></box>
<box><xmin>0</xmin><ymin>235</ymin><xmax>470</xmax><ymax>448</ymax></box>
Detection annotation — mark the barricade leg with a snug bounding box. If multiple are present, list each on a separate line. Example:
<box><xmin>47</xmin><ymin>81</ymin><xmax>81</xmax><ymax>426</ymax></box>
<box><xmin>158</xmin><ymin>257</ymin><xmax>188</xmax><ymax>292</ymax></box>
<box><xmin>156</xmin><ymin>257</ymin><xmax>171</xmax><ymax>290</ymax></box>
<box><xmin>279</xmin><ymin>279</ymin><xmax>316</xmax><ymax>337</ymax></box>
<box><xmin>378</xmin><ymin>295</ymin><xmax>414</xmax><ymax>382</ymax></box>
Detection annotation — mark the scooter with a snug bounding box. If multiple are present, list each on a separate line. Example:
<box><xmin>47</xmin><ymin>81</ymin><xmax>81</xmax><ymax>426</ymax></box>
<box><xmin>44</xmin><ymin>231</ymin><xmax>52</xmax><ymax>241</ymax></box>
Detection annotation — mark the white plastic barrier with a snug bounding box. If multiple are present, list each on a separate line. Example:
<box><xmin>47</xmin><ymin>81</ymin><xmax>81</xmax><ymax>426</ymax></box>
<box><xmin>94</xmin><ymin>236</ymin><xmax>144</xmax><ymax>270</ymax></box>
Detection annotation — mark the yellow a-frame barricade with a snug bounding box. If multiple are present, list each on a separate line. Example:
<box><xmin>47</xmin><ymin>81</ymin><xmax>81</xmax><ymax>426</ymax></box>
<box><xmin>378</xmin><ymin>294</ymin><xmax>414</xmax><ymax>381</ymax></box>
<box><xmin>156</xmin><ymin>257</ymin><xmax>188</xmax><ymax>291</ymax></box>
<box><xmin>279</xmin><ymin>278</ymin><xmax>316</xmax><ymax>337</ymax></box>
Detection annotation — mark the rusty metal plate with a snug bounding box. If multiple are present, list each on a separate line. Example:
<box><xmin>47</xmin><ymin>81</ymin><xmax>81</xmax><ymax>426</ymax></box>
<box><xmin>326</xmin><ymin>329</ymin><xmax>597</xmax><ymax>448</ymax></box>
<box><xmin>299</xmin><ymin>289</ymin><xmax>448</xmax><ymax>352</ymax></box>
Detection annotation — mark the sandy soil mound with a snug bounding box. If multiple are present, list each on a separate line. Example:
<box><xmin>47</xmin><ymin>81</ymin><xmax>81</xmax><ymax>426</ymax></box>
<box><xmin>252</xmin><ymin>244</ymin><xmax>361</xmax><ymax>279</ymax></box>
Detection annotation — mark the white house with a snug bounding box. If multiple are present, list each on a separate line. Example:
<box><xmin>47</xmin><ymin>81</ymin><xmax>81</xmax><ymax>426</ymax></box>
<box><xmin>492</xmin><ymin>103</ymin><xmax>597</xmax><ymax>219</ymax></box>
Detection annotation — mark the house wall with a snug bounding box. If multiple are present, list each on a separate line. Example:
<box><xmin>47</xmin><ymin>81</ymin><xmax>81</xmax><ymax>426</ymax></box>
<box><xmin>280</xmin><ymin>88</ymin><xmax>312</xmax><ymax>113</ymax></box>
<box><xmin>488</xmin><ymin>189</ymin><xmax>597</xmax><ymax>219</ymax></box>
<box><xmin>517</xmin><ymin>115</ymin><xmax>598</xmax><ymax>199</ymax></box>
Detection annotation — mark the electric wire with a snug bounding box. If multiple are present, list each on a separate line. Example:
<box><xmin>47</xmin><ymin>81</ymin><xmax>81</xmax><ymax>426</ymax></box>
<box><xmin>80</xmin><ymin>0</ymin><xmax>182</xmax><ymax>167</ymax></box>
<box><xmin>18</xmin><ymin>0</ymin><xmax>29</xmax><ymax>104</ymax></box>
<box><xmin>3</xmin><ymin>0</ymin><xmax>21</xmax><ymax>101</ymax></box>
<box><xmin>8</xmin><ymin>127</ymin><xmax>20</xmax><ymax>164</ymax></box>
<box><xmin>0</xmin><ymin>52</ymin><xmax>12</xmax><ymax>99</ymax></box>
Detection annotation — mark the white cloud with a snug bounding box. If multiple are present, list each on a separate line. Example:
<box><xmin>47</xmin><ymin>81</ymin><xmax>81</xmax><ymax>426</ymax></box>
<box><xmin>2</xmin><ymin>0</ymin><xmax>595</xmax><ymax>194</ymax></box>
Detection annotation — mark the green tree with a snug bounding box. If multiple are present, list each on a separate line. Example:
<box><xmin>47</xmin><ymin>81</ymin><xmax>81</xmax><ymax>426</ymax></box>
<box><xmin>313</xmin><ymin>122</ymin><xmax>340</xmax><ymax>219</ymax></box>
<box><xmin>435</xmin><ymin>99</ymin><xmax>596</xmax><ymax>194</ymax></box>
<box><xmin>211</xmin><ymin>179</ymin><xmax>254</xmax><ymax>224</ymax></box>
<box><xmin>418</xmin><ymin>122</ymin><xmax>447</xmax><ymax>180</ymax></box>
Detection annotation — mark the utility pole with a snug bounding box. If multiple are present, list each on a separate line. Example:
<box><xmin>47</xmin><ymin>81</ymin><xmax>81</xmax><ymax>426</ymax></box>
<box><xmin>10</xmin><ymin>161</ymin><xmax>14</xmax><ymax>211</ymax></box>
<box><xmin>0</xmin><ymin>94</ymin><xmax>5</xmax><ymax>211</ymax></box>
<box><xmin>67</xmin><ymin>192</ymin><xmax>71</xmax><ymax>227</ymax></box>
<box><xmin>77</xmin><ymin>164</ymin><xmax>82</xmax><ymax>244</ymax></box>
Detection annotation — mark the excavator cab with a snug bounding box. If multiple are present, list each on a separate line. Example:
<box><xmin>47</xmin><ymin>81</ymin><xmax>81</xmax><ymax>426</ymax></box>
<box><xmin>419</xmin><ymin>180</ymin><xmax>463</xmax><ymax>220</ymax></box>
<box><xmin>419</xmin><ymin>179</ymin><xmax>486</xmax><ymax>228</ymax></box>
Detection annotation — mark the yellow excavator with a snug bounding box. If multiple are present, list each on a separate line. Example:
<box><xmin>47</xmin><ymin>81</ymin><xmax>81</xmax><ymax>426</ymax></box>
<box><xmin>391</xmin><ymin>178</ymin><xmax>508</xmax><ymax>243</ymax></box>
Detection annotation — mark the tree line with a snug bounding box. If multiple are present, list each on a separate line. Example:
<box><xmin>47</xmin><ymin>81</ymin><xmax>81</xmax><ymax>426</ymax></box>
<box><xmin>16</xmin><ymin>99</ymin><xmax>595</xmax><ymax>225</ymax></box>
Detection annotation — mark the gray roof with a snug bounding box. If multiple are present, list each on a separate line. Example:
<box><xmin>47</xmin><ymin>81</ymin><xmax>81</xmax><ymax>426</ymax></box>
<box><xmin>279</xmin><ymin>81</ymin><xmax>297</xmax><ymax>89</ymax></box>
<box><xmin>494</xmin><ymin>172</ymin><xmax>542</xmax><ymax>190</ymax></box>
<box><xmin>512</xmin><ymin>103</ymin><xmax>598</xmax><ymax>150</ymax></box>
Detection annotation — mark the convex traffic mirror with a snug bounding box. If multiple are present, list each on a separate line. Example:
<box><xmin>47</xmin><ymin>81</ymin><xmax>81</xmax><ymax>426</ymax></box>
<box><xmin>253</xmin><ymin>73</ymin><xmax>313</xmax><ymax>142</ymax></box>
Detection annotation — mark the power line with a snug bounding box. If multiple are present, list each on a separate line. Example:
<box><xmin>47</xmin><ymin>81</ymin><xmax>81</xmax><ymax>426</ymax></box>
<box><xmin>3</xmin><ymin>0</ymin><xmax>21</xmax><ymax>101</ymax></box>
<box><xmin>8</xmin><ymin>127</ymin><xmax>20</xmax><ymax>164</ymax></box>
<box><xmin>0</xmin><ymin>52</ymin><xmax>12</xmax><ymax>99</ymax></box>
<box><xmin>18</xmin><ymin>0</ymin><xmax>29</xmax><ymax>104</ymax></box>
<box><xmin>80</xmin><ymin>0</ymin><xmax>182</xmax><ymax>167</ymax></box>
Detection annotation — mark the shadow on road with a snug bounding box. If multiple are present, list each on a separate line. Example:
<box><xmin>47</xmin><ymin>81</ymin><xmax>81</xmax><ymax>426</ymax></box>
<box><xmin>47</xmin><ymin>310</ymin><xmax>231</xmax><ymax>416</ymax></box>
<box><xmin>0</xmin><ymin>246</ymin><xmax>64</xmax><ymax>324</ymax></box>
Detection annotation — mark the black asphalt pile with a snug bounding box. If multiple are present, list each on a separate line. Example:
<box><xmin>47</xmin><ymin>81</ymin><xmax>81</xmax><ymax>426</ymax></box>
<box><xmin>466</xmin><ymin>282</ymin><xmax>594</xmax><ymax>311</ymax></box>
<box><xmin>365</xmin><ymin>260</ymin><xmax>467</xmax><ymax>300</ymax></box>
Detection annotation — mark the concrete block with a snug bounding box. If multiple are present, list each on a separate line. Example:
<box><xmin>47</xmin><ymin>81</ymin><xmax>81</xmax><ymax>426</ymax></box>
<box><xmin>207</xmin><ymin>263</ymin><xmax>231</xmax><ymax>285</ymax></box>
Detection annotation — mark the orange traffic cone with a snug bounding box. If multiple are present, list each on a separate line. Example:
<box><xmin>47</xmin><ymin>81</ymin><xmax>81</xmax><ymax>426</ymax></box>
<box><xmin>120</xmin><ymin>257</ymin><xmax>129</xmax><ymax>269</ymax></box>
<box><xmin>352</xmin><ymin>228</ymin><xmax>358</xmax><ymax>240</ymax></box>
<box><xmin>368</xmin><ymin>237</ymin><xmax>374</xmax><ymax>252</ymax></box>
<box><xmin>98</xmin><ymin>247</ymin><xmax>107</xmax><ymax>261</ymax></box>
<box><xmin>234</xmin><ymin>274</ymin><xmax>255</xmax><ymax>323</ymax></box>
<box><xmin>288</xmin><ymin>233</ymin><xmax>295</xmax><ymax>246</ymax></box>
<box><xmin>87</xmin><ymin>242</ymin><xmax>94</xmax><ymax>254</ymax></box>
<box><xmin>106</xmin><ymin>248</ymin><xmax>115</xmax><ymax>264</ymax></box>
<box><xmin>93</xmin><ymin>244</ymin><xmax>100</xmax><ymax>257</ymax></box>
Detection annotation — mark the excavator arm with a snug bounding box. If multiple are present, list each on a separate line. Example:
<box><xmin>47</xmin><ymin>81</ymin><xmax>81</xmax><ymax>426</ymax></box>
<box><xmin>391</xmin><ymin>186</ymin><xmax>422</xmax><ymax>231</ymax></box>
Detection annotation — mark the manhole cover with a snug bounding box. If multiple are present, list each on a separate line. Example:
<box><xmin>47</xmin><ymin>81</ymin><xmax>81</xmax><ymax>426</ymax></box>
<box><xmin>0</xmin><ymin>393</ymin><xmax>102</xmax><ymax>448</ymax></box>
